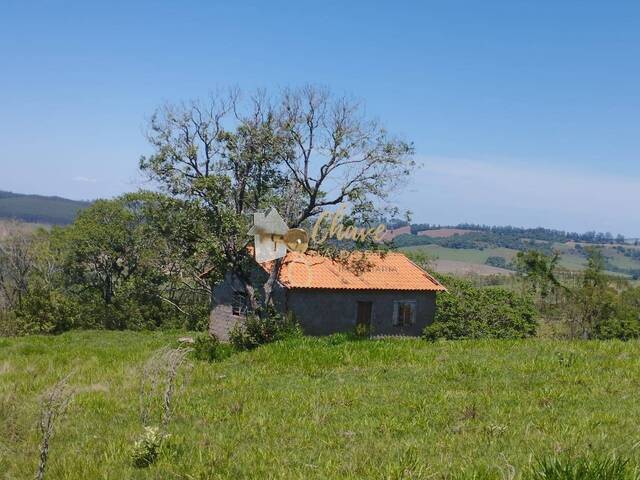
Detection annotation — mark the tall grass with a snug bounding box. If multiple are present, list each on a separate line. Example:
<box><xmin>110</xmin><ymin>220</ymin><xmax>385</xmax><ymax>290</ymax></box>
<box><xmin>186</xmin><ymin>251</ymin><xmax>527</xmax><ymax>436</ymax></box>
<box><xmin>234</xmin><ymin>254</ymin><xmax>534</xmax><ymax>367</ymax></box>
<box><xmin>1</xmin><ymin>331</ymin><xmax>640</xmax><ymax>478</ymax></box>
<box><xmin>529</xmin><ymin>456</ymin><xmax>639</xmax><ymax>480</ymax></box>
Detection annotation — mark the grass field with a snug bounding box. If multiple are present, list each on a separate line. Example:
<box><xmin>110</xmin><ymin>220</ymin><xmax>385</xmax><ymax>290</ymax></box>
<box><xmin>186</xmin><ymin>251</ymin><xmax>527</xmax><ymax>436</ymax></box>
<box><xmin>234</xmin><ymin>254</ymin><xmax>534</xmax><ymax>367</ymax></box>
<box><xmin>401</xmin><ymin>243</ymin><xmax>640</xmax><ymax>279</ymax></box>
<box><xmin>2</xmin><ymin>331</ymin><xmax>640</xmax><ymax>479</ymax></box>
<box><xmin>400</xmin><ymin>245</ymin><xmax>520</xmax><ymax>264</ymax></box>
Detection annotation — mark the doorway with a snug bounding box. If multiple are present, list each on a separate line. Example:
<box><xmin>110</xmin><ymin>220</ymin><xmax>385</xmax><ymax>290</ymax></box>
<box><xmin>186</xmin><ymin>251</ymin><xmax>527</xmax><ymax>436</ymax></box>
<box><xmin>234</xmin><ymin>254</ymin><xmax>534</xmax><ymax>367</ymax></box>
<box><xmin>356</xmin><ymin>301</ymin><xmax>373</xmax><ymax>330</ymax></box>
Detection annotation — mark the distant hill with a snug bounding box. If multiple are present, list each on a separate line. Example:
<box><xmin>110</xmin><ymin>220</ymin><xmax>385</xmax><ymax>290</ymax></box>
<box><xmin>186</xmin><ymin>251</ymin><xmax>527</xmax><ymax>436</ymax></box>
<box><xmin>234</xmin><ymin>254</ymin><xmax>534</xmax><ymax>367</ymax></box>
<box><xmin>395</xmin><ymin>225</ymin><xmax>640</xmax><ymax>279</ymax></box>
<box><xmin>0</xmin><ymin>190</ymin><xmax>90</xmax><ymax>225</ymax></box>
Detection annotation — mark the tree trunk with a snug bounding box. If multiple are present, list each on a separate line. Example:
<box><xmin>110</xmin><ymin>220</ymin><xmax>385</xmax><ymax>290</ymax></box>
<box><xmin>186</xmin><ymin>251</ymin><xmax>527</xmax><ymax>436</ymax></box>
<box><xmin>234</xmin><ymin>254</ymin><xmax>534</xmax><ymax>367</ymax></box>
<box><xmin>263</xmin><ymin>258</ymin><xmax>282</xmax><ymax>307</ymax></box>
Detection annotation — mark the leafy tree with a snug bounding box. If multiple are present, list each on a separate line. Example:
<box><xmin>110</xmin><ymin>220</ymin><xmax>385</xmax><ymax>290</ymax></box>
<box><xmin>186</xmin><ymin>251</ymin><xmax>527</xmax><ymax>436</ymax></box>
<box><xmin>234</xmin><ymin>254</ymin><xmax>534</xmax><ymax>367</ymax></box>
<box><xmin>485</xmin><ymin>256</ymin><xmax>509</xmax><ymax>269</ymax></box>
<box><xmin>60</xmin><ymin>199</ymin><xmax>145</xmax><ymax>307</ymax></box>
<box><xmin>53</xmin><ymin>197</ymin><xmax>202</xmax><ymax>330</ymax></box>
<box><xmin>514</xmin><ymin>250</ymin><xmax>563</xmax><ymax>300</ymax></box>
<box><xmin>568</xmin><ymin>248</ymin><xmax>617</xmax><ymax>339</ymax></box>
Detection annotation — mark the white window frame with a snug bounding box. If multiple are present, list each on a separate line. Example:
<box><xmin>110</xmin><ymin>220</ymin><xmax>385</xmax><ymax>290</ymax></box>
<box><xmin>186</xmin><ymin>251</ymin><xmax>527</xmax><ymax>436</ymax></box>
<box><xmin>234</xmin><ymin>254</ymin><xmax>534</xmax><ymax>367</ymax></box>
<box><xmin>393</xmin><ymin>300</ymin><xmax>417</xmax><ymax>326</ymax></box>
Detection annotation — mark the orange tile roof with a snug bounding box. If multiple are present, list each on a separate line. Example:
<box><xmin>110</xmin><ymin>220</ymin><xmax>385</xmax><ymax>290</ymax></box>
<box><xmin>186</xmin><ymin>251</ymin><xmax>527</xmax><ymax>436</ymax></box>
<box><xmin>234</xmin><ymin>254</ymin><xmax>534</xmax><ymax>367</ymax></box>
<box><xmin>259</xmin><ymin>251</ymin><xmax>446</xmax><ymax>291</ymax></box>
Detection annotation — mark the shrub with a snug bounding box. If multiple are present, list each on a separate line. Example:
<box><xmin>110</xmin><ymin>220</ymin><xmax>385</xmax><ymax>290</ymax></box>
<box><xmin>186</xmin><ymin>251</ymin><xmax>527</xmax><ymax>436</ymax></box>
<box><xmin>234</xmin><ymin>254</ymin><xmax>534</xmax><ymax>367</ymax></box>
<box><xmin>14</xmin><ymin>288</ymin><xmax>79</xmax><ymax>335</ymax></box>
<box><xmin>485</xmin><ymin>256</ymin><xmax>508</xmax><ymax>269</ymax></box>
<box><xmin>192</xmin><ymin>334</ymin><xmax>233</xmax><ymax>362</ymax></box>
<box><xmin>0</xmin><ymin>310</ymin><xmax>19</xmax><ymax>336</ymax></box>
<box><xmin>591</xmin><ymin>286</ymin><xmax>640</xmax><ymax>340</ymax></box>
<box><xmin>528</xmin><ymin>455</ymin><xmax>638</xmax><ymax>480</ymax></box>
<box><xmin>424</xmin><ymin>275</ymin><xmax>537</xmax><ymax>340</ymax></box>
<box><xmin>131</xmin><ymin>426</ymin><xmax>168</xmax><ymax>468</ymax></box>
<box><xmin>353</xmin><ymin>322</ymin><xmax>371</xmax><ymax>339</ymax></box>
<box><xmin>229</xmin><ymin>309</ymin><xmax>302</xmax><ymax>350</ymax></box>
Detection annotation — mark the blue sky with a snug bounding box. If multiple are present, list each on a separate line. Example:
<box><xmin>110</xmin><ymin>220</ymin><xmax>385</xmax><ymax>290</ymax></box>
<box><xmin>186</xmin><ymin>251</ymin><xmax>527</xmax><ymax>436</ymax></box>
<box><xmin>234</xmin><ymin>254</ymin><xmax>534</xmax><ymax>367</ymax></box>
<box><xmin>1</xmin><ymin>1</ymin><xmax>638</xmax><ymax>235</ymax></box>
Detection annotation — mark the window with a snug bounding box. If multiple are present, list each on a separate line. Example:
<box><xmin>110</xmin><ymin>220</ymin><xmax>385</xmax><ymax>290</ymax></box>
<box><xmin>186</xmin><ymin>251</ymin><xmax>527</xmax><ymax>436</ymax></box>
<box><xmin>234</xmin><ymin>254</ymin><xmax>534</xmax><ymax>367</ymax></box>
<box><xmin>393</xmin><ymin>300</ymin><xmax>416</xmax><ymax>326</ymax></box>
<box><xmin>232</xmin><ymin>291</ymin><xmax>249</xmax><ymax>316</ymax></box>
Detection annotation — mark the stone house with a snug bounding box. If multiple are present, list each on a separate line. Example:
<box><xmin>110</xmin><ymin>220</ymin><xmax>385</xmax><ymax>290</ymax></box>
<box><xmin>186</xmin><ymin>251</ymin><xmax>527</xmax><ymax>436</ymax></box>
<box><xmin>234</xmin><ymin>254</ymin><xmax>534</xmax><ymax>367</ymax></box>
<box><xmin>209</xmin><ymin>251</ymin><xmax>446</xmax><ymax>339</ymax></box>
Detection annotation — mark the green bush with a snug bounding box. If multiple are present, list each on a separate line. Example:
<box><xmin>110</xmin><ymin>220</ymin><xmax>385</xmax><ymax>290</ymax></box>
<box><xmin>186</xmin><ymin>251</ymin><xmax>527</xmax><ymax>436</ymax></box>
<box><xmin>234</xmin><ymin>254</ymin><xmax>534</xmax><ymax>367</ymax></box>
<box><xmin>590</xmin><ymin>286</ymin><xmax>640</xmax><ymax>340</ymax></box>
<box><xmin>14</xmin><ymin>288</ymin><xmax>79</xmax><ymax>334</ymax></box>
<box><xmin>485</xmin><ymin>255</ymin><xmax>508</xmax><ymax>269</ymax></box>
<box><xmin>0</xmin><ymin>310</ymin><xmax>19</xmax><ymax>336</ymax></box>
<box><xmin>528</xmin><ymin>455</ymin><xmax>637</xmax><ymax>480</ymax></box>
<box><xmin>229</xmin><ymin>309</ymin><xmax>302</xmax><ymax>351</ymax></box>
<box><xmin>424</xmin><ymin>275</ymin><xmax>537</xmax><ymax>340</ymax></box>
<box><xmin>192</xmin><ymin>334</ymin><xmax>233</xmax><ymax>362</ymax></box>
<box><xmin>353</xmin><ymin>322</ymin><xmax>371</xmax><ymax>339</ymax></box>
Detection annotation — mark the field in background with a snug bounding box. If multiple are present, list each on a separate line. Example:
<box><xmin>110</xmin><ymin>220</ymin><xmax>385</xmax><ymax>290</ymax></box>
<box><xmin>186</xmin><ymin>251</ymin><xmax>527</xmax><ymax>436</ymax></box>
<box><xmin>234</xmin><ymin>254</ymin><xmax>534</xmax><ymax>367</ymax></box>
<box><xmin>402</xmin><ymin>244</ymin><xmax>519</xmax><ymax>264</ymax></box>
<box><xmin>2</xmin><ymin>331</ymin><xmax>640</xmax><ymax>479</ymax></box>
<box><xmin>401</xmin><ymin>239</ymin><xmax>640</xmax><ymax>278</ymax></box>
<box><xmin>430</xmin><ymin>259</ymin><xmax>514</xmax><ymax>276</ymax></box>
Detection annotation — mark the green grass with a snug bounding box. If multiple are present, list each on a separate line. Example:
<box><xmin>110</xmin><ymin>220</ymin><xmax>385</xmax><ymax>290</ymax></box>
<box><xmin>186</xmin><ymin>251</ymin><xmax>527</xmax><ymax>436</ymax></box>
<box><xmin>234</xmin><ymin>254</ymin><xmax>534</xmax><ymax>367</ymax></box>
<box><xmin>2</xmin><ymin>331</ymin><xmax>640</xmax><ymax>478</ymax></box>
<box><xmin>400</xmin><ymin>245</ymin><xmax>520</xmax><ymax>264</ymax></box>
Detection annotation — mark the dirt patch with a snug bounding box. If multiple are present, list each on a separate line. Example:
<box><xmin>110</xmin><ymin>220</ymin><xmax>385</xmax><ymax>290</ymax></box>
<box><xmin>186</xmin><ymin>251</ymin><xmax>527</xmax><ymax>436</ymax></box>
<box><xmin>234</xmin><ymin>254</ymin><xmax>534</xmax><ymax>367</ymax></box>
<box><xmin>433</xmin><ymin>259</ymin><xmax>513</xmax><ymax>276</ymax></box>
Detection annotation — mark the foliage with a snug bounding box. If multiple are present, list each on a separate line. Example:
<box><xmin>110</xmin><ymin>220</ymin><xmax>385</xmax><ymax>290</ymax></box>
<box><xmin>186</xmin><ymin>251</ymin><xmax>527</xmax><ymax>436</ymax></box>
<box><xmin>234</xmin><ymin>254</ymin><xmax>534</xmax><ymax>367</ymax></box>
<box><xmin>0</xmin><ymin>198</ymin><xmax>210</xmax><ymax>333</ymax></box>
<box><xmin>570</xmin><ymin>249</ymin><xmax>640</xmax><ymax>339</ymax></box>
<box><xmin>353</xmin><ymin>322</ymin><xmax>371</xmax><ymax>339</ymax></box>
<box><xmin>131</xmin><ymin>426</ymin><xmax>168</xmax><ymax>468</ymax></box>
<box><xmin>424</xmin><ymin>274</ymin><xmax>537</xmax><ymax>340</ymax></box>
<box><xmin>192</xmin><ymin>334</ymin><xmax>233</xmax><ymax>362</ymax></box>
<box><xmin>14</xmin><ymin>287</ymin><xmax>79</xmax><ymax>334</ymax></box>
<box><xmin>514</xmin><ymin>250</ymin><xmax>563</xmax><ymax>299</ymax></box>
<box><xmin>229</xmin><ymin>309</ymin><xmax>302</xmax><ymax>350</ymax></box>
<box><xmin>59</xmin><ymin>199</ymin><xmax>149</xmax><ymax>307</ymax></box>
<box><xmin>484</xmin><ymin>255</ymin><xmax>509</xmax><ymax>269</ymax></box>
<box><xmin>515</xmin><ymin>248</ymin><xmax>640</xmax><ymax>339</ymax></box>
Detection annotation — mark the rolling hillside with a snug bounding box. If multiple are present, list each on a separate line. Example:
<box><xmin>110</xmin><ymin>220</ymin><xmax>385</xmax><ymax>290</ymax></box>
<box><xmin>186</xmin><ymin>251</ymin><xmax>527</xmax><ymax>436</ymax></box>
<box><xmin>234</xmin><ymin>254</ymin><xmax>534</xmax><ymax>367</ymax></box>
<box><xmin>0</xmin><ymin>190</ymin><xmax>90</xmax><ymax>224</ymax></box>
<box><xmin>398</xmin><ymin>230</ymin><xmax>640</xmax><ymax>279</ymax></box>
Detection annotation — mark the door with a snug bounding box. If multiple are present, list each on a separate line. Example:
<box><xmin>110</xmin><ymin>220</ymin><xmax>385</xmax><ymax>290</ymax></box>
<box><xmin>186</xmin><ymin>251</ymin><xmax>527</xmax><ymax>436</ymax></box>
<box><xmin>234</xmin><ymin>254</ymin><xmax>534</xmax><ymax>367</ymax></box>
<box><xmin>356</xmin><ymin>301</ymin><xmax>373</xmax><ymax>329</ymax></box>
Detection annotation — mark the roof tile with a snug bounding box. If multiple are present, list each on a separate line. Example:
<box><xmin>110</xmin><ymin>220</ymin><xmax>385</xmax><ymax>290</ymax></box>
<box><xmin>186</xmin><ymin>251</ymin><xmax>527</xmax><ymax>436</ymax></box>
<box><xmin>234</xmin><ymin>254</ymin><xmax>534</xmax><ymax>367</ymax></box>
<box><xmin>259</xmin><ymin>251</ymin><xmax>446</xmax><ymax>291</ymax></box>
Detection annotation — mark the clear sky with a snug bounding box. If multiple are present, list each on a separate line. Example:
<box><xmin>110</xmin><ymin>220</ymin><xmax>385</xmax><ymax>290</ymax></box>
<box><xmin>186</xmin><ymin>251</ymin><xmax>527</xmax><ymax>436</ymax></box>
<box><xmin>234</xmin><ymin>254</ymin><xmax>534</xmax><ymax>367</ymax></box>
<box><xmin>1</xmin><ymin>1</ymin><xmax>638</xmax><ymax>235</ymax></box>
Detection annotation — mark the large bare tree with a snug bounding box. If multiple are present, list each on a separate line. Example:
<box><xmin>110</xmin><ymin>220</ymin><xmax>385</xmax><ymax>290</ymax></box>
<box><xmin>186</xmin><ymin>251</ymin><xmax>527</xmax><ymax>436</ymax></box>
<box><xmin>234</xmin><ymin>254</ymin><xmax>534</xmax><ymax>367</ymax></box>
<box><xmin>139</xmin><ymin>86</ymin><xmax>414</xmax><ymax>321</ymax></box>
<box><xmin>0</xmin><ymin>222</ymin><xmax>36</xmax><ymax>310</ymax></box>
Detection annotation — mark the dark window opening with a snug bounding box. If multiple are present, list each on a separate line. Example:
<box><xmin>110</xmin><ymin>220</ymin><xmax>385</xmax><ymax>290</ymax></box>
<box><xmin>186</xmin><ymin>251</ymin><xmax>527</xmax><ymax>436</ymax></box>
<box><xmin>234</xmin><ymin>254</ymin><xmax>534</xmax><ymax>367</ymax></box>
<box><xmin>232</xmin><ymin>291</ymin><xmax>249</xmax><ymax>316</ymax></box>
<box><xmin>393</xmin><ymin>300</ymin><xmax>416</xmax><ymax>326</ymax></box>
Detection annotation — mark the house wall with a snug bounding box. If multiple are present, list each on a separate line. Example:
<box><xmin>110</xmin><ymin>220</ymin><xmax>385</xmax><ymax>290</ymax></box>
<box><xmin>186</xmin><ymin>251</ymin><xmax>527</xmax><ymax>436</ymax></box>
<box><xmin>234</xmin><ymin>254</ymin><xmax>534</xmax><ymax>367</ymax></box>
<box><xmin>209</xmin><ymin>273</ymin><xmax>244</xmax><ymax>340</ymax></box>
<box><xmin>210</xmin><ymin>275</ymin><xmax>437</xmax><ymax>339</ymax></box>
<box><xmin>209</xmin><ymin>271</ymin><xmax>286</xmax><ymax>341</ymax></box>
<box><xmin>286</xmin><ymin>289</ymin><xmax>436</xmax><ymax>336</ymax></box>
